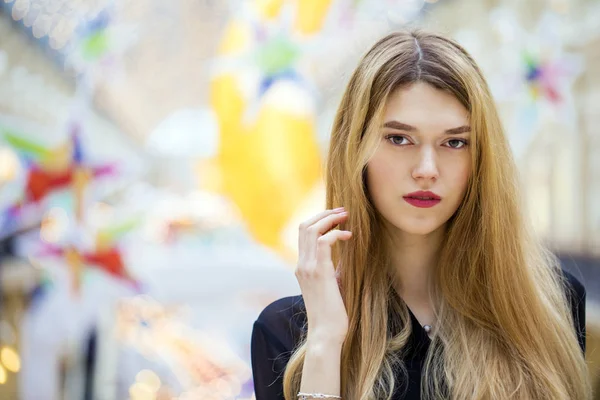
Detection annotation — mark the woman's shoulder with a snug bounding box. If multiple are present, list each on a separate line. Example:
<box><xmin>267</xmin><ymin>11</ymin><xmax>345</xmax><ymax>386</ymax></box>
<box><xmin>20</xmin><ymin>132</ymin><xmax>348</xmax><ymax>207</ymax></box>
<box><xmin>256</xmin><ymin>295</ymin><xmax>306</xmax><ymax>326</ymax></box>
<box><xmin>254</xmin><ymin>295</ymin><xmax>307</xmax><ymax>350</ymax></box>
<box><xmin>559</xmin><ymin>268</ymin><xmax>586</xmax><ymax>353</ymax></box>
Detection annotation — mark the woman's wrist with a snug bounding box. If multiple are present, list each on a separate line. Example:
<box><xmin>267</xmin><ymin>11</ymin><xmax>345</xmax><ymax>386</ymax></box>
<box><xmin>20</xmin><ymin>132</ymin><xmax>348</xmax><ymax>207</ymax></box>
<box><xmin>306</xmin><ymin>330</ymin><xmax>346</xmax><ymax>350</ymax></box>
<box><xmin>301</xmin><ymin>332</ymin><xmax>343</xmax><ymax>397</ymax></box>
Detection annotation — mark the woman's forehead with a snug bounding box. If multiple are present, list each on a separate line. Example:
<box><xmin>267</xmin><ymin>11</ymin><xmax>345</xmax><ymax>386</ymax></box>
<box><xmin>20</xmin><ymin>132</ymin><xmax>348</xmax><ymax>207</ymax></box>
<box><xmin>382</xmin><ymin>83</ymin><xmax>470</xmax><ymax>132</ymax></box>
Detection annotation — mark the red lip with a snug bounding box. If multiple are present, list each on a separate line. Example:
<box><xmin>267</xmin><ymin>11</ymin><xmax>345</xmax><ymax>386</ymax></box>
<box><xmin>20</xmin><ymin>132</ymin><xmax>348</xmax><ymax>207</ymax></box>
<box><xmin>403</xmin><ymin>191</ymin><xmax>441</xmax><ymax>208</ymax></box>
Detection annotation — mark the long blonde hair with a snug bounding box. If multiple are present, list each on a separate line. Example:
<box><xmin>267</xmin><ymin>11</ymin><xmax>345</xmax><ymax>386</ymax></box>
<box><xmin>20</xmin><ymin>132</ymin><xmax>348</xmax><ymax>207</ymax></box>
<box><xmin>283</xmin><ymin>30</ymin><xmax>591</xmax><ymax>400</ymax></box>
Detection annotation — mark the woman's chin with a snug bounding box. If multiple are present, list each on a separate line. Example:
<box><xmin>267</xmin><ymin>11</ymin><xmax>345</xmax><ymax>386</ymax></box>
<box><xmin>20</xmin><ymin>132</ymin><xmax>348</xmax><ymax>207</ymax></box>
<box><xmin>393</xmin><ymin>218</ymin><xmax>446</xmax><ymax>237</ymax></box>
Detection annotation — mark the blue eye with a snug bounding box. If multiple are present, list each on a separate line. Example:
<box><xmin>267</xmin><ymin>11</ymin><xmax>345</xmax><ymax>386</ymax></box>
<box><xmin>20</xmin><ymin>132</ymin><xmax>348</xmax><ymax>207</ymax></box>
<box><xmin>386</xmin><ymin>135</ymin><xmax>411</xmax><ymax>146</ymax></box>
<box><xmin>445</xmin><ymin>139</ymin><xmax>468</xmax><ymax>149</ymax></box>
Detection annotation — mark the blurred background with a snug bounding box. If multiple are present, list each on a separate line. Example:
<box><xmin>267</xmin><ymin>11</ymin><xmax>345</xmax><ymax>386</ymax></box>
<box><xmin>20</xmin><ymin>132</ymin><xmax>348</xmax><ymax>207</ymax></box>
<box><xmin>0</xmin><ymin>0</ymin><xmax>598</xmax><ymax>399</ymax></box>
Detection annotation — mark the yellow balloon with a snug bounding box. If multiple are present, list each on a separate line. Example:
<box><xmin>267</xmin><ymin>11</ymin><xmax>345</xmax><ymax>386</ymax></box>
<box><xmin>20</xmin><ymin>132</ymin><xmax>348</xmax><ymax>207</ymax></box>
<box><xmin>209</xmin><ymin>16</ymin><xmax>323</xmax><ymax>253</ymax></box>
<box><xmin>209</xmin><ymin>81</ymin><xmax>322</xmax><ymax>251</ymax></box>
<box><xmin>294</xmin><ymin>0</ymin><xmax>334</xmax><ymax>36</ymax></box>
<box><xmin>219</xmin><ymin>105</ymin><xmax>321</xmax><ymax>250</ymax></box>
<box><xmin>253</xmin><ymin>0</ymin><xmax>285</xmax><ymax>21</ymax></box>
<box><xmin>209</xmin><ymin>74</ymin><xmax>246</xmax><ymax>135</ymax></box>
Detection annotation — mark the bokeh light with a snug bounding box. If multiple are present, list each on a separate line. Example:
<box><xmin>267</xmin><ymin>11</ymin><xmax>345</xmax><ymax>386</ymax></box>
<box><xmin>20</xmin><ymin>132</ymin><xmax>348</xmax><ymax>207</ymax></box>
<box><xmin>135</xmin><ymin>369</ymin><xmax>161</xmax><ymax>393</ymax></box>
<box><xmin>0</xmin><ymin>146</ymin><xmax>19</xmax><ymax>182</ymax></box>
<box><xmin>128</xmin><ymin>381</ymin><xmax>156</xmax><ymax>400</ymax></box>
<box><xmin>0</xmin><ymin>364</ymin><xmax>6</xmax><ymax>385</ymax></box>
<box><xmin>0</xmin><ymin>346</ymin><xmax>21</xmax><ymax>373</ymax></box>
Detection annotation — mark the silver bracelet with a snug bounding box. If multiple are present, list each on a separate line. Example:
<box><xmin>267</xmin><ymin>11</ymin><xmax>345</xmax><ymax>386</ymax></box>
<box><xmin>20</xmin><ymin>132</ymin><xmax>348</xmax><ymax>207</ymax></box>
<box><xmin>297</xmin><ymin>393</ymin><xmax>342</xmax><ymax>399</ymax></box>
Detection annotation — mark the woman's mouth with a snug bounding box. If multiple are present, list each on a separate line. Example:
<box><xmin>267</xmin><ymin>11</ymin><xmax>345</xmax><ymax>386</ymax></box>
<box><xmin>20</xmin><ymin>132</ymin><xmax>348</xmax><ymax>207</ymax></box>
<box><xmin>403</xmin><ymin>191</ymin><xmax>441</xmax><ymax>208</ymax></box>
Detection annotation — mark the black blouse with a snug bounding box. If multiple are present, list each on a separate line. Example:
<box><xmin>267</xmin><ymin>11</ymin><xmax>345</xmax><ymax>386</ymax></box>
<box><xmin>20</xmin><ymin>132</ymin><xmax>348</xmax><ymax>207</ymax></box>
<box><xmin>251</xmin><ymin>270</ymin><xmax>586</xmax><ymax>400</ymax></box>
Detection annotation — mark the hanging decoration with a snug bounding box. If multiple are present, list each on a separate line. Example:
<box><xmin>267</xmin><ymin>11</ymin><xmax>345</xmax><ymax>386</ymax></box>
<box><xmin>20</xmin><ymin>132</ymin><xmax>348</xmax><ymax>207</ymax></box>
<box><xmin>483</xmin><ymin>8</ymin><xmax>584</xmax><ymax>159</ymax></box>
<box><xmin>207</xmin><ymin>0</ymin><xmax>330</xmax><ymax>255</ymax></box>
<box><xmin>36</xmin><ymin>216</ymin><xmax>141</xmax><ymax>294</ymax></box>
<box><xmin>0</xmin><ymin>126</ymin><xmax>117</xmax><ymax>237</ymax></box>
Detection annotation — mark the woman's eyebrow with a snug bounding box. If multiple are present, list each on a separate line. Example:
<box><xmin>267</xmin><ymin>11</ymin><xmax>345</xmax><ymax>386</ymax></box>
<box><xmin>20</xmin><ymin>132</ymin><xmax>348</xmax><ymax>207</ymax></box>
<box><xmin>382</xmin><ymin>120</ymin><xmax>471</xmax><ymax>135</ymax></box>
<box><xmin>383</xmin><ymin>120</ymin><xmax>416</xmax><ymax>131</ymax></box>
<box><xmin>445</xmin><ymin>125</ymin><xmax>471</xmax><ymax>135</ymax></box>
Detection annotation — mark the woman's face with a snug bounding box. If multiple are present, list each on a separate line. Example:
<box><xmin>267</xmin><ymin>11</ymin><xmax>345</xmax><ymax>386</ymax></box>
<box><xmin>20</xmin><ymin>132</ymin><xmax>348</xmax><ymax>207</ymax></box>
<box><xmin>366</xmin><ymin>82</ymin><xmax>472</xmax><ymax>237</ymax></box>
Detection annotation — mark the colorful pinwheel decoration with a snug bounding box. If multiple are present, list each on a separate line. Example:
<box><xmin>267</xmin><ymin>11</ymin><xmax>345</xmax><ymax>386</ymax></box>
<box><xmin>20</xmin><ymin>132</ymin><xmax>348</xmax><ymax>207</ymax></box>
<box><xmin>66</xmin><ymin>6</ymin><xmax>121</xmax><ymax>76</ymax></box>
<box><xmin>523</xmin><ymin>52</ymin><xmax>565</xmax><ymax>104</ymax></box>
<box><xmin>79</xmin><ymin>11</ymin><xmax>112</xmax><ymax>64</ymax></box>
<box><xmin>519</xmin><ymin>12</ymin><xmax>583</xmax><ymax>108</ymax></box>
<box><xmin>1</xmin><ymin>123</ymin><xmax>117</xmax><ymax>232</ymax></box>
<box><xmin>215</xmin><ymin>0</ymin><xmax>342</xmax><ymax>107</ymax></box>
<box><xmin>37</xmin><ymin>217</ymin><xmax>141</xmax><ymax>295</ymax></box>
<box><xmin>254</xmin><ymin>33</ymin><xmax>303</xmax><ymax>98</ymax></box>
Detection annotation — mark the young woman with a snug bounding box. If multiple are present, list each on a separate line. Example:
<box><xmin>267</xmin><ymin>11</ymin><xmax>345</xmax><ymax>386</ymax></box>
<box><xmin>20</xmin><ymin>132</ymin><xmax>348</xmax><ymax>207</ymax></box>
<box><xmin>250</xmin><ymin>30</ymin><xmax>591</xmax><ymax>400</ymax></box>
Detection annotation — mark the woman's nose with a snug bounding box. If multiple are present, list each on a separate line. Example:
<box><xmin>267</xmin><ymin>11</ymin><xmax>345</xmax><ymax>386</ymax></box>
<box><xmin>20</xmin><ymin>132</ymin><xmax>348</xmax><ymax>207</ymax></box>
<box><xmin>412</xmin><ymin>147</ymin><xmax>439</xmax><ymax>181</ymax></box>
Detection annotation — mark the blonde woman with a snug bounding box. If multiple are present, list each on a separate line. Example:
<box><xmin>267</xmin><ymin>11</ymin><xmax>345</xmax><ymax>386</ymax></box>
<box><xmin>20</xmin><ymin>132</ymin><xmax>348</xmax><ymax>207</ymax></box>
<box><xmin>250</xmin><ymin>30</ymin><xmax>590</xmax><ymax>400</ymax></box>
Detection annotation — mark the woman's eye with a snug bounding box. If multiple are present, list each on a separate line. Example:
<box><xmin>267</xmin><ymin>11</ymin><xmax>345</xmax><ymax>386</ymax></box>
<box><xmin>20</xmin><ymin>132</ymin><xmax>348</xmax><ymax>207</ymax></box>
<box><xmin>445</xmin><ymin>139</ymin><xmax>468</xmax><ymax>149</ymax></box>
<box><xmin>387</xmin><ymin>135</ymin><xmax>410</xmax><ymax>146</ymax></box>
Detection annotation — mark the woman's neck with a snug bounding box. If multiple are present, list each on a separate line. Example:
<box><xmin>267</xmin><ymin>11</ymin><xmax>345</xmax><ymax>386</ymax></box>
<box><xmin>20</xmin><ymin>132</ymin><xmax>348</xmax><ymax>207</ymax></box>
<box><xmin>386</xmin><ymin>224</ymin><xmax>445</xmax><ymax>315</ymax></box>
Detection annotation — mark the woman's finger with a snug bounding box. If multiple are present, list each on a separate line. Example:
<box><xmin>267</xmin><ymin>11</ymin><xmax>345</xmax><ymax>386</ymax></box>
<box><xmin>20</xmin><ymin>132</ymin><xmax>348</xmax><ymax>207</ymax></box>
<box><xmin>308</xmin><ymin>211</ymin><xmax>349</xmax><ymax>236</ymax></box>
<box><xmin>301</xmin><ymin>208</ymin><xmax>345</xmax><ymax>230</ymax></box>
<box><xmin>315</xmin><ymin>229</ymin><xmax>352</xmax><ymax>267</ymax></box>
<box><xmin>298</xmin><ymin>208</ymin><xmax>345</xmax><ymax>257</ymax></box>
<box><xmin>304</xmin><ymin>212</ymin><xmax>349</xmax><ymax>261</ymax></box>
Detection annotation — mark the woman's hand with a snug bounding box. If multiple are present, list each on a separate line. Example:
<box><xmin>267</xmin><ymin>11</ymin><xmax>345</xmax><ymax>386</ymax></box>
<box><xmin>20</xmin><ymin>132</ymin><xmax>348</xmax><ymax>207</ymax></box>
<box><xmin>295</xmin><ymin>207</ymin><xmax>352</xmax><ymax>344</ymax></box>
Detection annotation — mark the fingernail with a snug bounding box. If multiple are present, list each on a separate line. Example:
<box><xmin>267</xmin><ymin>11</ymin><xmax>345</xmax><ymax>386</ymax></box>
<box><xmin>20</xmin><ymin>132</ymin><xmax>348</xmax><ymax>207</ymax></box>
<box><xmin>334</xmin><ymin>207</ymin><xmax>345</xmax><ymax>211</ymax></box>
